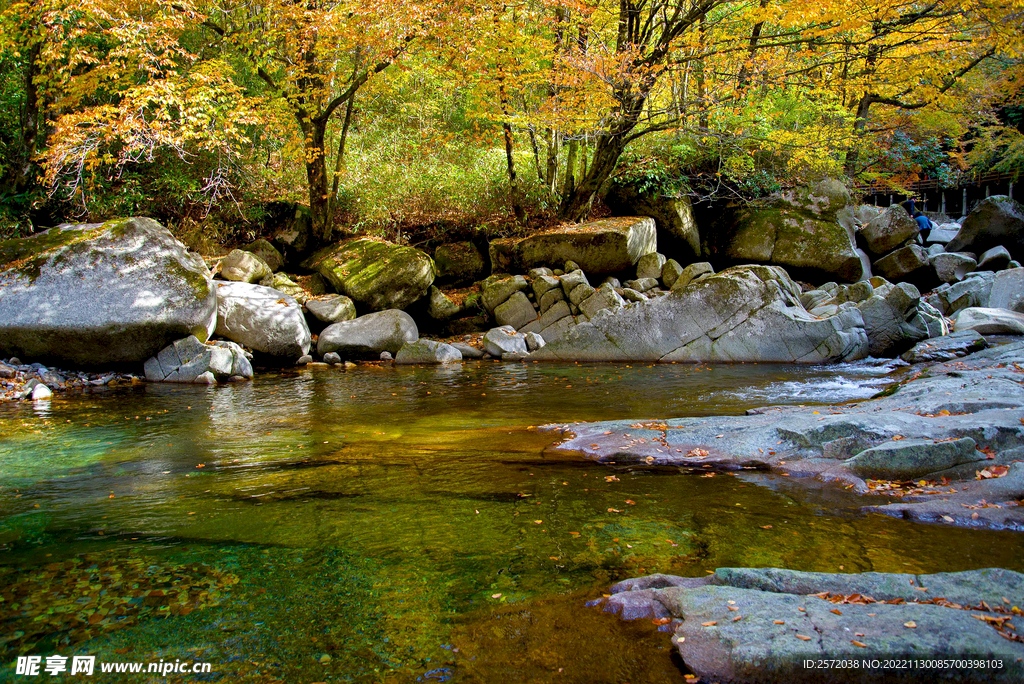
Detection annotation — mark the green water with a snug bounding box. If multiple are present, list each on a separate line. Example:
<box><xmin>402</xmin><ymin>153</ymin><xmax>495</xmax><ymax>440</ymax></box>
<box><xmin>2</xmin><ymin>361</ymin><xmax>1023</xmax><ymax>683</ymax></box>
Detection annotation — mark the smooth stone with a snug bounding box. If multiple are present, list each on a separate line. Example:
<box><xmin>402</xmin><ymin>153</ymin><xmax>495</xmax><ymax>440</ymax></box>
<box><xmin>635</xmin><ymin>252</ymin><xmax>666</xmax><ymax>280</ymax></box>
<box><xmin>488</xmin><ymin>218</ymin><xmax>656</xmax><ymax>275</ymax></box>
<box><xmin>450</xmin><ymin>342</ymin><xmax>484</xmax><ymax>359</ymax></box>
<box><xmin>930</xmin><ymin>252</ymin><xmax>977</xmax><ymax>283</ymax></box>
<box><xmin>978</xmin><ymin>245</ymin><xmax>1012</xmax><ymax>271</ymax></box>
<box><xmin>323</xmin><ymin>352</ymin><xmax>342</xmax><ymax>364</ymax></box>
<box><xmin>482</xmin><ymin>326</ymin><xmax>528</xmax><ymax>357</ymax></box>
<box><xmin>524</xmin><ymin>332</ymin><xmax>546</xmax><ymax>351</ymax></box>
<box><xmin>296</xmin><ymin>355</ymin><xmax>313</xmax><ymax>365</ymax></box>
<box><xmin>220</xmin><ymin>248</ymin><xmax>272</xmax><ymax>283</ymax></box>
<box><xmin>846</xmin><ymin>437</ymin><xmax>982</xmax><ymax>480</ymax></box>
<box><xmin>661</xmin><ymin>259</ymin><xmax>683</xmax><ymax>288</ymax></box>
<box><xmin>670</xmin><ymin>262</ymin><xmax>714</xmax><ymax>291</ymax></box>
<box><xmin>946</xmin><ymin>195</ymin><xmax>1024</xmax><ymax>259</ymax></box>
<box><xmin>623</xmin><ymin>277</ymin><xmax>657</xmax><ymax>293</ymax></box>
<box><xmin>215</xmin><ymin>282</ymin><xmax>311</xmax><ymax>358</ymax></box>
<box><xmin>953</xmin><ymin>307</ymin><xmax>1024</xmax><ymax>335</ymax></box>
<box><xmin>395</xmin><ymin>339</ymin><xmax>463</xmax><ymax>364</ymax></box>
<box><xmin>481</xmin><ymin>275</ymin><xmax>529</xmax><ymax>313</ymax></box>
<box><xmin>0</xmin><ymin>218</ymin><xmax>217</xmax><ymax>366</ymax></box>
<box><xmin>578</xmin><ymin>287</ymin><xmax>626</xmax><ymax>320</ymax></box>
<box><xmin>305</xmin><ymin>238</ymin><xmax>435</xmax><ymax>311</ymax></box>
<box><xmin>31</xmin><ymin>384</ymin><xmax>52</xmax><ymax>400</ymax></box>
<box><xmin>318</xmin><ymin>310</ymin><xmax>418</xmax><ymax>358</ymax></box>
<box><xmin>305</xmin><ymin>295</ymin><xmax>357</xmax><ymax>324</ymax></box>
<box><xmin>619</xmin><ymin>288</ymin><xmax>647</xmax><ymax>303</ymax></box>
<box><xmin>379</xmin><ymin>351</ymin><xmax>393</xmax><ymax>361</ymax></box>
<box><xmin>990</xmin><ymin>268</ymin><xmax>1024</xmax><ymax>313</ymax></box>
<box><xmin>858</xmin><ymin>204</ymin><xmax>920</xmax><ymax>257</ymax></box>
<box><xmin>873</xmin><ymin>243</ymin><xmax>930</xmax><ymax>282</ymax></box>
<box><xmin>241</xmin><ymin>238</ymin><xmax>284</xmax><ymax>272</ymax></box>
<box><xmin>539</xmin><ymin>287</ymin><xmax>566</xmax><ymax>313</ymax></box>
<box><xmin>494</xmin><ymin>291</ymin><xmax>537</xmax><ymax>329</ymax></box>
<box><xmin>426</xmin><ymin>286</ymin><xmax>461</xmax><ymax>322</ymax></box>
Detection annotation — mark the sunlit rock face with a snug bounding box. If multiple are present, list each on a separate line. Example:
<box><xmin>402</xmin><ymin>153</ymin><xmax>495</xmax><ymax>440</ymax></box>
<box><xmin>0</xmin><ymin>217</ymin><xmax>217</xmax><ymax>366</ymax></box>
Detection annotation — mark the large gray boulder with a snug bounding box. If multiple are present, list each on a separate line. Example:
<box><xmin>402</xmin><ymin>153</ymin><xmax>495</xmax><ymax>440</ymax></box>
<box><xmin>532</xmin><ymin>265</ymin><xmax>868</xmax><ymax>362</ymax></box>
<box><xmin>703</xmin><ymin>181</ymin><xmax>865</xmax><ymax>283</ymax></box>
<box><xmin>482</xmin><ymin>325</ymin><xmax>528</xmax><ymax>357</ymax></box>
<box><xmin>598</xmin><ymin>567</ymin><xmax>1024</xmax><ymax>684</ymax></box>
<box><xmin>0</xmin><ymin>217</ymin><xmax>217</xmax><ymax>365</ymax></box>
<box><xmin>946</xmin><ymin>195</ymin><xmax>1024</xmax><ymax>259</ymax></box>
<box><xmin>990</xmin><ymin>268</ymin><xmax>1024</xmax><ymax>312</ymax></box>
<box><xmin>930</xmin><ymin>251</ymin><xmax>976</xmax><ymax>283</ymax></box>
<box><xmin>241</xmin><ymin>238</ymin><xmax>283</xmax><ymax>273</ymax></box>
<box><xmin>488</xmin><ymin>217</ymin><xmax>657</xmax><ymax>275</ymax></box>
<box><xmin>305</xmin><ymin>238</ymin><xmax>435</xmax><ymax>311</ymax></box>
<box><xmin>900</xmin><ymin>329</ymin><xmax>987</xmax><ymax>364</ymax></box>
<box><xmin>214</xmin><ymin>282</ymin><xmax>311</xmax><ymax>358</ymax></box>
<box><xmin>846</xmin><ymin>437</ymin><xmax>983</xmax><ymax>480</ymax></box>
<box><xmin>858</xmin><ymin>204</ymin><xmax>919</xmax><ymax>256</ymax></box>
<box><xmin>924</xmin><ymin>272</ymin><xmax>996</xmax><ymax>316</ymax></box>
<box><xmin>317</xmin><ymin>310</ymin><xmax>418</xmax><ymax>358</ymax></box>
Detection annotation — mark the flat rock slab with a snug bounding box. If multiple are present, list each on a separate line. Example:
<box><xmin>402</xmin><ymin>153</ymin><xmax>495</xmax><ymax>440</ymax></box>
<box><xmin>546</xmin><ymin>342</ymin><xmax>1024</xmax><ymax>530</ymax></box>
<box><xmin>596</xmin><ymin>567</ymin><xmax>1024</xmax><ymax>684</ymax></box>
<box><xmin>489</xmin><ymin>217</ymin><xmax>656</xmax><ymax>275</ymax></box>
<box><xmin>0</xmin><ymin>217</ymin><xmax>217</xmax><ymax>365</ymax></box>
<box><xmin>900</xmin><ymin>330</ymin><xmax>987</xmax><ymax>364</ymax></box>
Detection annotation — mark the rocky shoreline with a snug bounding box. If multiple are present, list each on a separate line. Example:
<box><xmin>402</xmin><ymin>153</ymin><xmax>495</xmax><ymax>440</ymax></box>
<box><xmin>592</xmin><ymin>567</ymin><xmax>1024</xmax><ymax>683</ymax></box>
<box><xmin>547</xmin><ymin>341</ymin><xmax>1024</xmax><ymax>531</ymax></box>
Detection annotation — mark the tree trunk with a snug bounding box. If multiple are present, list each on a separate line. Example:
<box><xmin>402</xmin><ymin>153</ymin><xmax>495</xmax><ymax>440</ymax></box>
<box><xmin>843</xmin><ymin>93</ymin><xmax>873</xmax><ymax>177</ymax></box>
<box><xmin>14</xmin><ymin>40</ymin><xmax>43</xmax><ymax>192</ymax></box>
<box><xmin>556</xmin><ymin>136</ymin><xmax>624</xmax><ymax>221</ymax></box>
<box><xmin>502</xmin><ymin>122</ymin><xmax>526</xmax><ymax>222</ymax></box>
<box><xmin>328</xmin><ymin>94</ymin><xmax>356</xmax><ymax>218</ymax></box>
<box><xmin>303</xmin><ymin>120</ymin><xmax>332</xmax><ymax>245</ymax></box>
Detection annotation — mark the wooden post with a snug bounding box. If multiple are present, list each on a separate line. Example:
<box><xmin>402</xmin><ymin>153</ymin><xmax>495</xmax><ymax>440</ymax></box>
<box><xmin>941</xmin><ymin>190</ymin><xmax>946</xmax><ymax>216</ymax></box>
<box><xmin>986</xmin><ymin>185</ymin><xmax>991</xmax><ymax>198</ymax></box>
<box><xmin>963</xmin><ymin>188</ymin><xmax>968</xmax><ymax>216</ymax></box>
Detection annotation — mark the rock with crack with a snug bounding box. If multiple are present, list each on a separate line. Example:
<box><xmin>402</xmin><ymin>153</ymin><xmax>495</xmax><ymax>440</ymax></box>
<box><xmin>531</xmin><ymin>265</ymin><xmax>869</xmax><ymax>362</ymax></box>
<box><xmin>145</xmin><ymin>336</ymin><xmax>252</xmax><ymax>383</ymax></box>
<box><xmin>215</xmin><ymin>282</ymin><xmax>311</xmax><ymax>358</ymax></box>
<box><xmin>489</xmin><ymin>217</ymin><xmax>657</xmax><ymax>274</ymax></box>
<box><xmin>594</xmin><ymin>567</ymin><xmax>1024</xmax><ymax>684</ymax></box>
<box><xmin>395</xmin><ymin>339</ymin><xmax>462</xmax><ymax>364</ymax></box>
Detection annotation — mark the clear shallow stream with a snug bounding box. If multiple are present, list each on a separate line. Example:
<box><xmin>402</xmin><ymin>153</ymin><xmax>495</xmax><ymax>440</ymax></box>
<box><xmin>2</xmin><ymin>360</ymin><xmax>1023</xmax><ymax>683</ymax></box>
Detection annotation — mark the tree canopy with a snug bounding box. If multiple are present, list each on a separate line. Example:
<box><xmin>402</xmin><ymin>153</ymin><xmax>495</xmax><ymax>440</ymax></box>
<box><xmin>1</xmin><ymin>0</ymin><xmax>1022</xmax><ymax>241</ymax></box>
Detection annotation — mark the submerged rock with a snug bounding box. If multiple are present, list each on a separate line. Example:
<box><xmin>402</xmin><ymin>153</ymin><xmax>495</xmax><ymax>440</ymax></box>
<box><xmin>900</xmin><ymin>329</ymin><xmax>987</xmax><ymax>364</ymax></box>
<box><xmin>0</xmin><ymin>217</ymin><xmax>217</xmax><ymax>366</ymax></box>
<box><xmin>597</xmin><ymin>567</ymin><xmax>1024</xmax><ymax>684</ymax></box>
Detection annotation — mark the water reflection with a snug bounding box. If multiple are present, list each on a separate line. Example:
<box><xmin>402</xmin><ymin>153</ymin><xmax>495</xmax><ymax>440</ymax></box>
<box><xmin>0</xmin><ymin>359</ymin><xmax>1018</xmax><ymax>683</ymax></box>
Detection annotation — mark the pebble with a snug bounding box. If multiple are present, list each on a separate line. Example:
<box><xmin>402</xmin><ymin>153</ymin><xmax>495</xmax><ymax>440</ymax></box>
<box><xmin>0</xmin><ymin>359</ymin><xmax>139</xmax><ymax>402</ymax></box>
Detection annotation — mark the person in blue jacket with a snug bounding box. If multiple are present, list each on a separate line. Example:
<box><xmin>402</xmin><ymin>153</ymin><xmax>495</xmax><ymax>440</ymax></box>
<box><xmin>900</xmin><ymin>198</ymin><xmax>932</xmax><ymax>242</ymax></box>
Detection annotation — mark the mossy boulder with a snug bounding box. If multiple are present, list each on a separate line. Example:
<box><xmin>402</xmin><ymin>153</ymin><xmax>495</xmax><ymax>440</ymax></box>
<box><xmin>704</xmin><ymin>182</ymin><xmax>865</xmax><ymax>283</ymax></box>
<box><xmin>305</xmin><ymin>238</ymin><xmax>435</xmax><ymax>312</ymax></box>
<box><xmin>0</xmin><ymin>217</ymin><xmax>217</xmax><ymax>366</ymax></box>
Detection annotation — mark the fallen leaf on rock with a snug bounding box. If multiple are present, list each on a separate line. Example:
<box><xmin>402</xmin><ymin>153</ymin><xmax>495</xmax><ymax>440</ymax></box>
<box><xmin>732</xmin><ymin>616</ymin><xmax>742</xmax><ymax>622</ymax></box>
<box><xmin>795</xmin><ymin>634</ymin><xmax>812</xmax><ymax>641</ymax></box>
<box><xmin>904</xmin><ymin>621</ymin><xmax>917</xmax><ymax>628</ymax></box>
<box><xmin>831</xmin><ymin>608</ymin><xmax>842</xmax><ymax>615</ymax></box>
<box><xmin>773</xmin><ymin>620</ymin><xmax>785</xmax><ymax>624</ymax></box>
<box><xmin>851</xmin><ymin>640</ymin><xmax>867</xmax><ymax>648</ymax></box>
<box><xmin>701</xmin><ymin>621</ymin><xmax>717</xmax><ymax>627</ymax></box>
<box><xmin>652</xmin><ymin>617</ymin><xmax>671</xmax><ymax>626</ymax></box>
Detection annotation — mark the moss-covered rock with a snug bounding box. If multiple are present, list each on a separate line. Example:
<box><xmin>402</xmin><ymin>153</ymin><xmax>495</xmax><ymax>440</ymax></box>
<box><xmin>0</xmin><ymin>217</ymin><xmax>216</xmax><ymax>366</ymax></box>
<box><xmin>304</xmin><ymin>238</ymin><xmax>435</xmax><ymax>312</ymax></box>
<box><xmin>434</xmin><ymin>241</ymin><xmax>488</xmax><ymax>285</ymax></box>
<box><xmin>703</xmin><ymin>181</ymin><xmax>865</xmax><ymax>283</ymax></box>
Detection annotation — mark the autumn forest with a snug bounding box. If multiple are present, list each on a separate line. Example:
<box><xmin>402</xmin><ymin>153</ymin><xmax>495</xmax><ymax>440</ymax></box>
<box><xmin>1</xmin><ymin>0</ymin><xmax>1023</xmax><ymax>245</ymax></box>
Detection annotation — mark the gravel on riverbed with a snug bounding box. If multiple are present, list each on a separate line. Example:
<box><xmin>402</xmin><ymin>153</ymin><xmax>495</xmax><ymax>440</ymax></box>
<box><xmin>0</xmin><ymin>357</ymin><xmax>142</xmax><ymax>402</ymax></box>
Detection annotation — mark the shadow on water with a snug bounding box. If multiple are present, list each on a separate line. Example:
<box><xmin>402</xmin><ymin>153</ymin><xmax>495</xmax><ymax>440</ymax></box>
<box><xmin>1</xmin><ymin>360</ymin><xmax>1021</xmax><ymax>682</ymax></box>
